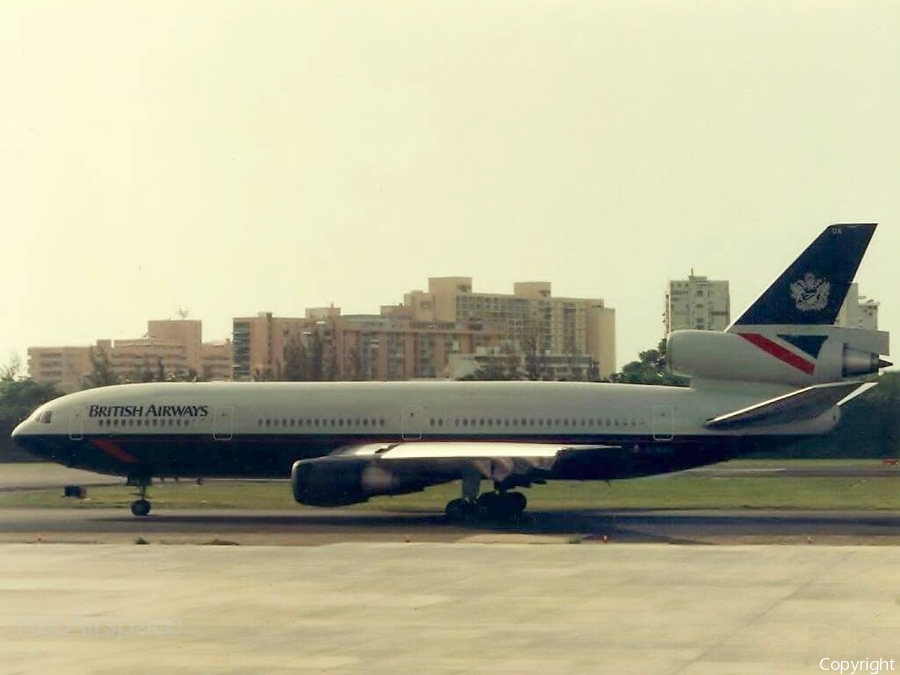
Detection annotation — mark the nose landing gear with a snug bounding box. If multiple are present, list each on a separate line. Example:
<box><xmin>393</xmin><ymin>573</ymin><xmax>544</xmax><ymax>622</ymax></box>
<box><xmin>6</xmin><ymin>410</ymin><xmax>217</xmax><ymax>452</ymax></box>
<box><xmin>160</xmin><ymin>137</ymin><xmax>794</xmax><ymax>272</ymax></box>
<box><xmin>127</xmin><ymin>475</ymin><xmax>152</xmax><ymax>517</ymax></box>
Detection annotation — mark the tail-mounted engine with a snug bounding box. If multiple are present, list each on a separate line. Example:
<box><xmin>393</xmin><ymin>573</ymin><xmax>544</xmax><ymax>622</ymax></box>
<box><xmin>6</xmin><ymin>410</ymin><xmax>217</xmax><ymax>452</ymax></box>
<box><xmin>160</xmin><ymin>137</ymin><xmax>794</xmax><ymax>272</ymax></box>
<box><xmin>667</xmin><ymin>327</ymin><xmax>890</xmax><ymax>387</ymax></box>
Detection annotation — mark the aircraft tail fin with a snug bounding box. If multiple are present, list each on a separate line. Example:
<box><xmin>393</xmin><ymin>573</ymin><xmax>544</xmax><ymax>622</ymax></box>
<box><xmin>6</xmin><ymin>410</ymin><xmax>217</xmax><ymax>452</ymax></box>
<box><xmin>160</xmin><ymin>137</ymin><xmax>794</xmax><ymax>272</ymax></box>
<box><xmin>727</xmin><ymin>223</ymin><xmax>876</xmax><ymax>330</ymax></box>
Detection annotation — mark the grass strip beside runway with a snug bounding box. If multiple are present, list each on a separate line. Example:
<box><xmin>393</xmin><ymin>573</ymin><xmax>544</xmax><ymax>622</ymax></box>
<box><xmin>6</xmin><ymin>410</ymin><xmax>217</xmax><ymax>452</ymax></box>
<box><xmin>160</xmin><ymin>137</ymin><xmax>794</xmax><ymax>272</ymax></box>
<box><xmin>0</xmin><ymin>473</ymin><xmax>897</xmax><ymax>511</ymax></box>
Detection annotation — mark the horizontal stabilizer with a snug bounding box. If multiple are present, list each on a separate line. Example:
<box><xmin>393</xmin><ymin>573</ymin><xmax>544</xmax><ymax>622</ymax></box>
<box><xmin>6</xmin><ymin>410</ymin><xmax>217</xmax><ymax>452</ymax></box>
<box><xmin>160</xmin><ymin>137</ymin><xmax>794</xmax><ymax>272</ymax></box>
<box><xmin>703</xmin><ymin>381</ymin><xmax>875</xmax><ymax>430</ymax></box>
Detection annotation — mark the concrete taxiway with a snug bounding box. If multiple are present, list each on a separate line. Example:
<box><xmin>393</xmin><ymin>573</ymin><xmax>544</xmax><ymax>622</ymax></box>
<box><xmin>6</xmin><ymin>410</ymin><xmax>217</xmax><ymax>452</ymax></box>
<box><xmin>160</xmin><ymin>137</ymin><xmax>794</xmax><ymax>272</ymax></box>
<box><xmin>1</xmin><ymin>543</ymin><xmax>899</xmax><ymax>674</ymax></box>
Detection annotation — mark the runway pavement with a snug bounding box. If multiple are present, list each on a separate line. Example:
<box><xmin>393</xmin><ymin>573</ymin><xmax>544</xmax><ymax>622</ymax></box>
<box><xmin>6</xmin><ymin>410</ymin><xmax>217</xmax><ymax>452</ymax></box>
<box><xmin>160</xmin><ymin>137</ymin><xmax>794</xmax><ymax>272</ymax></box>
<box><xmin>0</xmin><ymin>506</ymin><xmax>898</xmax><ymax>546</ymax></box>
<box><xmin>1</xmin><ymin>462</ymin><xmax>897</xmax><ymax>545</ymax></box>
<box><xmin>2</xmin><ymin>466</ymin><xmax>898</xmax><ymax>673</ymax></box>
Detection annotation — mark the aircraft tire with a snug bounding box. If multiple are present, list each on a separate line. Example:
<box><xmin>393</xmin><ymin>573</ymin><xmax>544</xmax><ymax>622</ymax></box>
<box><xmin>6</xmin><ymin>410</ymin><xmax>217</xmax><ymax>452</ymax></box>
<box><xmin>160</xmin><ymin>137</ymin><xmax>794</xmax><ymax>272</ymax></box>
<box><xmin>475</xmin><ymin>492</ymin><xmax>527</xmax><ymax>521</ymax></box>
<box><xmin>131</xmin><ymin>499</ymin><xmax>151</xmax><ymax>517</ymax></box>
<box><xmin>506</xmin><ymin>491</ymin><xmax>527</xmax><ymax>515</ymax></box>
<box><xmin>475</xmin><ymin>492</ymin><xmax>501</xmax><ymax>518</ymax></box>
<box><xmin>444</xmin><ymin>498</ymin><xmax>472</xmax><ymax>522</ymax></box>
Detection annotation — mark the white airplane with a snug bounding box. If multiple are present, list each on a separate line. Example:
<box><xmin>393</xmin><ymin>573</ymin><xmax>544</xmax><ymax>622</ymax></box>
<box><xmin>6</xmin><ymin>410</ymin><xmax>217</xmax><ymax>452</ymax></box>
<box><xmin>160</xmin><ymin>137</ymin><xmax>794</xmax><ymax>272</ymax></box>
<box><xmin>12</xmin><ymin>224</ymin><xmax>890</xmax><ymax>519</ymax></box>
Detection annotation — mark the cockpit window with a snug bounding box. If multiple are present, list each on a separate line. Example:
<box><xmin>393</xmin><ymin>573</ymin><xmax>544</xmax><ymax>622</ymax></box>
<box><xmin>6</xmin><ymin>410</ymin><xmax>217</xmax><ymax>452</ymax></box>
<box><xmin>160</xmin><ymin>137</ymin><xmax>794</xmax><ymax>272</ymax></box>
<box><xmin>40</xmin><ymin>411</ymin><xmax>52</xmax><ymax>424</ymax></box>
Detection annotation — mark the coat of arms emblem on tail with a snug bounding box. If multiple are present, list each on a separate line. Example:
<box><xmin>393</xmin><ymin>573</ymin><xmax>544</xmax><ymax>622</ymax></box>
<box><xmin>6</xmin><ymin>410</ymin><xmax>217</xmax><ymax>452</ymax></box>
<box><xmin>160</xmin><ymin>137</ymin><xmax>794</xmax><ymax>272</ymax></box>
<box><xmin>790</xmin><ymin>273</ymin><xmax>830</xmax><ymax>311</ymax></box>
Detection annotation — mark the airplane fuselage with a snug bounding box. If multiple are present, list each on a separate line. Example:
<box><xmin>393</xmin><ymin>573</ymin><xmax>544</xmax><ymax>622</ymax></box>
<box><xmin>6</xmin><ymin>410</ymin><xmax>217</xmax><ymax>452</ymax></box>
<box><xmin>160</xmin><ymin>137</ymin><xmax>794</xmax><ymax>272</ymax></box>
<box><xmin>12</xmin><ymin>380</ymin><xmax>834</xmax><ymax>481</ymax></box>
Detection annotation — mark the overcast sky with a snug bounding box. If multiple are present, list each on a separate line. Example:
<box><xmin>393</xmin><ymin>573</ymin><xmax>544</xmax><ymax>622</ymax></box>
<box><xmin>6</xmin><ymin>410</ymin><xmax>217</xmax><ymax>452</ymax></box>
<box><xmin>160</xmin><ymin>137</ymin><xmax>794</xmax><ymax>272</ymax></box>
<box><xmin>2</xmin><ymin>1</ymin><xmax>898</xmax><ymax>372</ymax></box>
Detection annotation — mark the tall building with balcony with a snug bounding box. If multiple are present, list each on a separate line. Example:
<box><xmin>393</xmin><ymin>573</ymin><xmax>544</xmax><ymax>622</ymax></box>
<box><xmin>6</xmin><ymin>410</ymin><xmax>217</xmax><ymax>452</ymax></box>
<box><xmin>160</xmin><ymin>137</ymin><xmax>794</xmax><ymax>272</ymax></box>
<box><xmin>401</xmin><ymin>277</ymin><xmax>616</xmax><ymax>378</ymax></box>
<box><xmin>664</xmin><ymin>274</ymin><xmax>731</xmax><ymax>333</ymax></box>
<box><xmin>28</xmin><ymin>320</ymin><xmax>233</xmax><ymax>391</ymax></box>
<box><xmin>26</xmin><ymin>347</ymin><xmax>93</xmax><ymax>393</ymax></box>
<box><xmin>232</xmin><ymin>309</ymin><xmax>502</xmax><ymax>381</ymax></box>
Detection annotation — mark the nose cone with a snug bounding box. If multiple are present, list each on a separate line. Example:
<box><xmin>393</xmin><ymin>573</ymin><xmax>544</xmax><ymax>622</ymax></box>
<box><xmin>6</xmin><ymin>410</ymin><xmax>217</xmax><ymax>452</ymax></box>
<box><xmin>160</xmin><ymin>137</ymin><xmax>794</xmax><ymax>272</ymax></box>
<box><xmin>11</xmin><ymin>420</ymin><xmax>25</xmax><ymax>443</ymax></box>
<box><xmin>10</xmin><ymin>418</ymin><xmax>32</xmax><ymax>446</ymax></box>
<box><xmin>879</xmin><ymin>358</ymin><xmax>893</xmax><ymax>370</ymax></box>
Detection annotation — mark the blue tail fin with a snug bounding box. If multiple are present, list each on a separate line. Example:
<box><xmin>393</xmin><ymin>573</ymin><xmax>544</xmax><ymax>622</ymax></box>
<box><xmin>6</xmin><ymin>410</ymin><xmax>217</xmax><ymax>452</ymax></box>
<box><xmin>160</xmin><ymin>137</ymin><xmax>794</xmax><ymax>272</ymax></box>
<box><xmin>729</xmin><ymin>223</ymin><xmax>876</xmax><ymax>328</ymax></box>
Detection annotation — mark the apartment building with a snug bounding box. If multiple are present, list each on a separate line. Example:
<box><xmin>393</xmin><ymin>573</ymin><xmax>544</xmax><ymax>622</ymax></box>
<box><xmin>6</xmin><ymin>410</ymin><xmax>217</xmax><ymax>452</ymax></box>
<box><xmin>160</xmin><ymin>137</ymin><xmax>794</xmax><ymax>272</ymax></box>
<box><xmin>664</xmin><ymin>274</ymin><xmax>731</xmax><ymax>333</ymax></box>
<box><xmin>232</xmin><ymin>310</ymin><xmax>502</xmax><ymax>381</ymax></box>
<box><xmin>401</xmin><ymin>277</ymin><xmax>616</xmax><ymax>378</ymax></box>
<box><xmin>26</xmin><ymin>347</ymin><xmax>94</xmax><ymax>393</ymax></box>
<box><xmin>28</xmin><ymin>320</ymin><xmax>233</xmax><ymax>391</ymax></box>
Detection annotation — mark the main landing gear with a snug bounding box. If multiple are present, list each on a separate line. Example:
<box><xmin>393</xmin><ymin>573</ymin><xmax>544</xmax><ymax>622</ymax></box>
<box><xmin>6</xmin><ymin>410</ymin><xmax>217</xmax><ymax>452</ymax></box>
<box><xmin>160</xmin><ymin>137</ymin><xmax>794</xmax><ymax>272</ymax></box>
<box><xmin>444</xmin><ymin>491</ymin><xmax>527</xmax><ymax>522</ymax></box>
<box><xmin>444</xmin><ymin>472</ymin><xmax>527</xmax><ymax>522</ymax></box>
<box><xmin>127</xmin><ymin>475</ymin><xmax>152</xmax><ymax>517</ymax></box>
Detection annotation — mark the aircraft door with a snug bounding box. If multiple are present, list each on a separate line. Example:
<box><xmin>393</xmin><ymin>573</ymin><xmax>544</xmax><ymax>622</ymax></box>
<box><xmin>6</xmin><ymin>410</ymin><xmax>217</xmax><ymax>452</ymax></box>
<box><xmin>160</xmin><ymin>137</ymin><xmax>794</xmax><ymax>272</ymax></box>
<box><xmin>68</xmin><ymin>407</ymin><xmax>84</xmax><ymax>441</ymax></box>
<box><xmin>401</xmin><ymin>405</ymin><xmax>423</xmax><ymax>441</ymax></box>
<box><xmin>213</xmin><ymin>406</ymin><xmax>234</xmax><ymax>441</ymax></box>
<box><xmin>651</xmin><ymin>405</ymin><xmax>674</xmax><ymax>441</ymax></box>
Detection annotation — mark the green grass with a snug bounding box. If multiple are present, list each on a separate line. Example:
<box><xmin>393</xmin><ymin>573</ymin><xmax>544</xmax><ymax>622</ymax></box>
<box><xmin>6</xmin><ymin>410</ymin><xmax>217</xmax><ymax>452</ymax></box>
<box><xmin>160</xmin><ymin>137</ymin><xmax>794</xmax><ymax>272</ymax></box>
<box><xmin>1</xmin><ymin>473</ymin><xmax>898</xmax><ymax>511</ymax></box>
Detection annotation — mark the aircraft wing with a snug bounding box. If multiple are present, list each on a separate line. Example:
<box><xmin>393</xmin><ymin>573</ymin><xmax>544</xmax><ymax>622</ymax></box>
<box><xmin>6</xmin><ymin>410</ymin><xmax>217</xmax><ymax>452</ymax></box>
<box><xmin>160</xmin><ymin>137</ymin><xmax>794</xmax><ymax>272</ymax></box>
<box><xmin>703</xmin><ymin>381</ymin><xmax>875</xmax><ymax>431</ymax></box>
<box><xmin>331</xmin><ymin>441</ymin><xmax>618</xmax><ymax>483</ymax></box>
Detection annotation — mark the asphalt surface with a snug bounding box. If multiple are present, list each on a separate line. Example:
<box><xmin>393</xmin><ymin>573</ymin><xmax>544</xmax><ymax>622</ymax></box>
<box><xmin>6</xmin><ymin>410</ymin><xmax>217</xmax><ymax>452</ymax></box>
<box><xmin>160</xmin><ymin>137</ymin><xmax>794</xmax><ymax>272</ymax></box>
<box><xmin>1</xmin><ymin>462</ymin><xmax>898</xmax><ymax>545</ymax></box>
<box><xmin>0</xmin><ymin>506</ymin><xmax>898</xmax><ymax>546</ymax></box>
<box><xmin>3</xmin><ymin>460</ymin><xmax>898</xmax><ymax>492</ymax></box>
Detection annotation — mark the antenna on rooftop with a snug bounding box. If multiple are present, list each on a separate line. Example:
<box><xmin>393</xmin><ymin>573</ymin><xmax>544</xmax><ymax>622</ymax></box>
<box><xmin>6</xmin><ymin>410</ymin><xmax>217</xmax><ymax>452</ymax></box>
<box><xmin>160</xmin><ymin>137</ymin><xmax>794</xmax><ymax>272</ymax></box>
<box><xmin>176</xmin><ymin>308</ymin><xmax>190</xmax><ymax>319</ymax></box>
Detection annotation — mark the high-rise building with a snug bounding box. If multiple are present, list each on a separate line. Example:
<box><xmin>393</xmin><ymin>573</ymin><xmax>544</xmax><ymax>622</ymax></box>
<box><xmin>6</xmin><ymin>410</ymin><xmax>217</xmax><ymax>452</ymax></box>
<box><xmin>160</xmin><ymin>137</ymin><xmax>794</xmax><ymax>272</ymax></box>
<box><xmin>835</xmin><ymin>283</ymin><xmax>879</xmax><ymax>330</ymax></box>
<box><xmin>26</xmin><ymin>346</ymin><xmax>93</xmax><ymax>393</ymax></box>
<box><xmin>401</xmin><ymin>277</ymin><xmax>616</xmax><ymax>378</ymax></box>
<box><xmin>664</xmin><ymin>274</ymin><xmax>730</xmax><ymax>334</ymax></box>
<box><xmin>28</xmin><ymin>320</ymin><xmax>233</xmax><ymax>391</ymax></box>
<box><xmin>232</xmin><ymin>309</ymin><xmax>503</xmax><ymax>381</ymax></box>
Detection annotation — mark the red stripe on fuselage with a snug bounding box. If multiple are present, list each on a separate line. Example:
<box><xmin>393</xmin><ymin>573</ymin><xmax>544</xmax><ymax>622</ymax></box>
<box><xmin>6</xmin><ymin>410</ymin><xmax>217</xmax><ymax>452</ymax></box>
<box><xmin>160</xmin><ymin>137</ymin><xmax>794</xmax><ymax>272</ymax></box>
<box><xmin>738</xmin><ymin>333</ymin><xmax>816</xmax><ymax>374</ymax></box>
<box><xmin>90</xmin><ymin>438</ymin><xmax>139</xmax><ymax>464</ymax></box>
